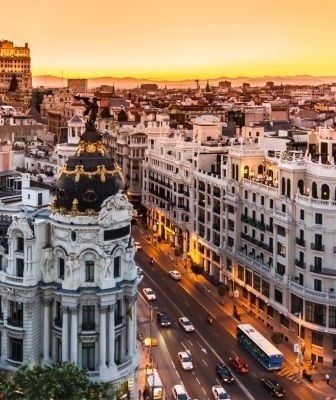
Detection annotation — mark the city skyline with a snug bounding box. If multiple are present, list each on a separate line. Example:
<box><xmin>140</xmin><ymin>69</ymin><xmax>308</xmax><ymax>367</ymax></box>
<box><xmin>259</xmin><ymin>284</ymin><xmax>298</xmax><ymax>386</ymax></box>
<box><xmin>4</xmin><ymin>0</ymin><xmax>336</xmax><ymax>80</ymax></box>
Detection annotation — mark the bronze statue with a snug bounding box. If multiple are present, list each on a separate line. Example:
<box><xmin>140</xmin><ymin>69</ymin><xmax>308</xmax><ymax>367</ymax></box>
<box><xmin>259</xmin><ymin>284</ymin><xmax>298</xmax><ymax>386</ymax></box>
<box><xmin>74</xmin><ymin>94</ymin><xmax>99</xmax><ymax>125</ymax></box>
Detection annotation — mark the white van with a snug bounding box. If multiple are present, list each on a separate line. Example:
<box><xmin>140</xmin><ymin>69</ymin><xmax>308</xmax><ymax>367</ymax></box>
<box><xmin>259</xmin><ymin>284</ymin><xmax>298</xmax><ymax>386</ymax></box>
<box><xmin>172</xmin><ymin>384</ymin><xmax>189</xmax><ymax>400</ymax></box>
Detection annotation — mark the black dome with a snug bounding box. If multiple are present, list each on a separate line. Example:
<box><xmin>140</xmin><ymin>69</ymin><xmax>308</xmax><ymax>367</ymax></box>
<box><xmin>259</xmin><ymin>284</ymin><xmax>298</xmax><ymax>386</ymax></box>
<box><xmin>52</xmin><ymin>123</ymin><xmax>124</xmax><ymax>215</ymax></box>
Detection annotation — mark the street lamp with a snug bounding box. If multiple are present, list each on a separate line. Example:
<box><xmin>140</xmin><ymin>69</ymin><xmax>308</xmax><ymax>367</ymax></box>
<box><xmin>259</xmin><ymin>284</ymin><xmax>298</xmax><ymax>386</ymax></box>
<box><xmin>295</xmin><ymin>311</ymin><xmax>302</xmax><ymax>375</ymax></box>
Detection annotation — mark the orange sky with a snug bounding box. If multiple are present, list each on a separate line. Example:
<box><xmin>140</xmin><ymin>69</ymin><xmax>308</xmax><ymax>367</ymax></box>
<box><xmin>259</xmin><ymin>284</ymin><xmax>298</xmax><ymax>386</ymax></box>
<box><xmin>3</xmin><ymin>0</ymin><xmax>336</xmax><ymax>80</ymax></box>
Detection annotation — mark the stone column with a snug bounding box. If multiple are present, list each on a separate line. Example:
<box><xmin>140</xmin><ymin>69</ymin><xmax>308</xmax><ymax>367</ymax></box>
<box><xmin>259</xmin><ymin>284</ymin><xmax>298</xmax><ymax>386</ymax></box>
<box><xmin>61</xmin><ymin>306</ymin><xmax>69</xmax><ymax>361</ymax></box>
<box><xmin>69</xmin><ymin>306</ymin><xmax>78</xmax><ymax>364</ymax></box>
<box><xmin>108</xmin><ymin>304</ymin><xmax>116</xmax><ymax>368</ymax></box>
<box><xmin>126</xmin><ymin>294</ymin><xmax>137</xmax><ymax>355</ymax></box>
<box><xmin>42</xmin><ymin>299</ymin><xmax>51</xmax><ymax>363</ymax></box>
<box><xmin>99</xmin><ymin>305</ymin><xmax>108</xmax><ymax>369</ymax></box>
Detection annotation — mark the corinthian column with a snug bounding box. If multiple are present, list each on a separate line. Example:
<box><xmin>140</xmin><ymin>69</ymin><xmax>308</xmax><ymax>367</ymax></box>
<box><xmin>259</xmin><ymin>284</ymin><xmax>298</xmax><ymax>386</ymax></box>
<box><xmin>42</xmin><ymin>299</ymin><xmax>51</xmax><ymax>363</ymax></box>
<box><xmin>61</xmin><ymin>306</ymin><xmax>69</xmax><ymax>361</ymax></box>
<box><xmin>109</xmin><ymin>304</ymin><xmax>116</xmax><ymax>368</ymax></box>
<box><xmin>99</xmin><ymin>305</ymin><xmax>108</xmax><ymax>369</ymax></box>
<box><xmin>69</xmin><ymin>306</ymin><xmax>78</xmax><ymax>364</ymax></box>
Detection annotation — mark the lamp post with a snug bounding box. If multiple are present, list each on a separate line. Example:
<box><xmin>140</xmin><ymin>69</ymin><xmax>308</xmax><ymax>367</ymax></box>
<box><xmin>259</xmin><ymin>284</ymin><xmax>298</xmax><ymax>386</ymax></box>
<box><xmin>296</xmin><ymin>311</ymin><xmax>302</xmax><ymax>375</ymax></box>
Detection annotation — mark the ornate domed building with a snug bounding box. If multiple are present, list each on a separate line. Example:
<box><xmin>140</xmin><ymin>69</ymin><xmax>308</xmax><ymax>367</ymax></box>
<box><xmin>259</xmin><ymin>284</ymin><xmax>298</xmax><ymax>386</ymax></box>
<box><xmin>0</xmin><ymin>116</ymin><xmax>142</xmax><ymax>398</ymax></box>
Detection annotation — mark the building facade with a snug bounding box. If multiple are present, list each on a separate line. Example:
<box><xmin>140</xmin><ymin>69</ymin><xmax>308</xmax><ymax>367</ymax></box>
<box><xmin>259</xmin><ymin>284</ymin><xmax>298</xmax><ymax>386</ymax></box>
<box><xmin>143</xmin><ymin>120</ymin><xmax>336</xmax><ymax>368</ymax></box>
<box><xmin>0</xmin><ymin>40</ymin><xmax>32</xmax><ymax>93</ymax></box>
<box><xmin>0</xmin><ymin>122</ymin><xmax>141</xmax><ymax>398</ymax></box>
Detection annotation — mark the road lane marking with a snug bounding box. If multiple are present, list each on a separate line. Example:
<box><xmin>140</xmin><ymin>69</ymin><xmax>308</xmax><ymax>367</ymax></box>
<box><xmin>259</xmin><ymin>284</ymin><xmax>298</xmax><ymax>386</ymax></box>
<box><xmin>202</xmin><ymin>359</ymin><xmax>208</xmax><ymax>367</ymax></box>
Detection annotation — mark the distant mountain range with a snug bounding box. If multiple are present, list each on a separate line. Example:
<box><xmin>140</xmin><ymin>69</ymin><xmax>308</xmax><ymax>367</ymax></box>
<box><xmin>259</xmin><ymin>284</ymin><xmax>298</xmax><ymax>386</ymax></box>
<box><xmin>32</xmin><ymin>75</ymin><xmax>336</xmax><ymax>90</ymax></box>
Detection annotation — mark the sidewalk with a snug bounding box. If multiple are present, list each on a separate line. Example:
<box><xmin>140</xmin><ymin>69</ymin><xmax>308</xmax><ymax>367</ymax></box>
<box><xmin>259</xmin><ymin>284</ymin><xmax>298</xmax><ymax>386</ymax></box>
<box><xmin>155</xmin><ymin>239</ymin><xmax>336</xmax><ymax>399</ymax></box>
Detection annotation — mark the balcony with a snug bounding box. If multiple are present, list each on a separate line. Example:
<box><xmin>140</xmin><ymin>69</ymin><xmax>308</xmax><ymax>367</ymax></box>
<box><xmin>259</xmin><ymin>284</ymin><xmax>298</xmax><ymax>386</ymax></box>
<box><xmin>310</xmin><ymin>243</ymin><xmax>325</xmax><ymax>252</ymax></box>
<box><xmin>295</xmin><ymin>259</ymin><xmax>306</xmax><ymax>269</ymax></box>
<box><xmin>7</xmin><ymin>317</ymin><xmax>23</xmax><ymax>327</ymax></box>
<box><xmin>296</xmin><ymin>238</ymin><xmax>306</xmax><ymax>247</ymax></box>
<box><xmin>310</xmin><ymin>265</ymin><xmax>336</xmax><ymax>276</ymax></box>
<box><xmin>82</xmin><ymin>322</ymin><xmax>96</xmax><ymax>331</ymax></box>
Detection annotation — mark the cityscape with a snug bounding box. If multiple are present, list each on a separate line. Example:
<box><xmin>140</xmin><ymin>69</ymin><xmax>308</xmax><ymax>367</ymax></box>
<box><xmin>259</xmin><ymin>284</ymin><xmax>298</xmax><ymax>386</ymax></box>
<box><xmin>1</xmin><ymin>3</ymin><xmax>336</xmax><ymax>398</ymax></box>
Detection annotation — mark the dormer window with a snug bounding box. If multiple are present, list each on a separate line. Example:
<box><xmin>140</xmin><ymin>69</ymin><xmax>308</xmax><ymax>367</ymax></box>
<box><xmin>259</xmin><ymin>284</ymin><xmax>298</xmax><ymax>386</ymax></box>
<box><xmin>17</xmin><ymin>237</ymin><xmax>24</xmax><ymax>252</ymax></box>
<box><xmin>85</xmin><ymin>261</ymin><xmax>94</xmax><ymax>282</ymax></box>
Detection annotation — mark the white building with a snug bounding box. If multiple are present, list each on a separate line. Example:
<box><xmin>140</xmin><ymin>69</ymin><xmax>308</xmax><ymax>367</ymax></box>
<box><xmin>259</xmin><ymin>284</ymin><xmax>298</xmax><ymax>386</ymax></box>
<box><xmin>0</xmin><ymin>122</ymin><xmax>141</xmax><ymax>398</ymax></box>
<box><xmin>143</xmin><ymin>120</ymin><xmax>336</xmax><ymax>368</ymax></box>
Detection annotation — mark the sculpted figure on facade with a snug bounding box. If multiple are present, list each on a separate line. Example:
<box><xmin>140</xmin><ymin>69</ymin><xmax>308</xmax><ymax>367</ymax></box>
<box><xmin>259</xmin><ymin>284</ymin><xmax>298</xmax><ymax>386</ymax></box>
<box><xmin>66</xmin><ymin>254</ymin><xmax>80</xmax><ymax>281</ymax></box>
<box><xmin>42</xmin><ymin>247</ymin><xmax>54</xmax><ymax>276</ymax></box>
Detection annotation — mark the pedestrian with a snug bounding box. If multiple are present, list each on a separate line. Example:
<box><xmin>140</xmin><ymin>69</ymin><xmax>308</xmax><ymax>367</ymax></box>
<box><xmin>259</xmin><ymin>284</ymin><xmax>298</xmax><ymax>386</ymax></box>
<box><xmin>138</xmin><ymin>389</ymin><xmax>142</xmax><ymax>400</ymax></box>
<box><xmin>326</xmin><ymin>373</ymin><xmax>330</xmax><ymax>385</ymax></box>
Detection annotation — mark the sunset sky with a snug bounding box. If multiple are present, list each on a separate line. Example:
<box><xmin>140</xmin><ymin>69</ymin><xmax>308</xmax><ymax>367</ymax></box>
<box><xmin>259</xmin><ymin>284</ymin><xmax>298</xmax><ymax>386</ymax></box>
<box><xmin>3</xmin><ymin>0</ymin><xmax>336</xmax><ymax>80</ymax></box>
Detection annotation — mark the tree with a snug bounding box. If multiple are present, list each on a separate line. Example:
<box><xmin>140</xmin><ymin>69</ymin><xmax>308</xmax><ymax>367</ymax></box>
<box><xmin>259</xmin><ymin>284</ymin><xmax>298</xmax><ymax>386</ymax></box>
<box><xmin>5</xmin><ymin>362</ymin><xmax>107</xmax><ymax>400</ymax></box>
<box><xmin>217</xmin><ymin>284</ymin><xmax>228</xmax><ymax>305</ymax></box>
<box><xmin>190</xmin><ymin>262</ymin><xmax>204</xmax><ymax>279</ymax></box>
<box><xmin>271</xmin><ymin>332</ymin><xmax>284</xmax><ymax>346</ymax></box>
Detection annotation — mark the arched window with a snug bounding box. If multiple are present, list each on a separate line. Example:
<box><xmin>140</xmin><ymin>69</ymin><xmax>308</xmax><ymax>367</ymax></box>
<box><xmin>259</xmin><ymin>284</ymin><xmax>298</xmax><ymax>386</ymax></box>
<box><xmin>235</xmin><ymin>165</ymin><xmax>239</xmax><ymax>181</ymax></box>
<box><xmin>286</xmin><ymin>179</ymin><xmax>291</xmax><ymax>198</ymax></box>
<box><xmin>257</xmin><ymin>165</ymin><xmax>263</xmax><ymax>175</ymax></box>
<box><xmin>312</xmin><ymin>182</ymin><xmax>318</xmax><ymax>199</ymax></box>
<box><xmin>243</xmin><ymin>165</ymin><xmax>249</xmax><ymax>178</ymax></box>
<box><xmin>297</xmin><ymin>179</ymin><xmax>304</xmax><ymax>195</ymax></box>
<box><xmin>281</xmin><ymin>177</ymin><xmax>286</xmax><ymax>196</ymax></box>
<box><xmin>231</xmin><ymin>164</ymin><xmax>235</xmax><ymax>180</ymax></box>
<box><xmin>321</xmin><ymin>184</ymin><xmax>329</xmax><ymax>200</ymax></box>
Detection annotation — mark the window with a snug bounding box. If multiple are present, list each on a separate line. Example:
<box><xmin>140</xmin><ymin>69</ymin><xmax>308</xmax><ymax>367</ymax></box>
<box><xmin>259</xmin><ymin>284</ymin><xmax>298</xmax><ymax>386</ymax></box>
<box><xmin>252</xmin><ymin>193</ymin><xmax>256</xmax><ymax>202</ymax></box>
<box><xmin>277</xmin><ymin>226</ymin><xmax>286</xmax><ymax>237</ymax></box>
<box><xmin>280</xmin><ymin>314</ymin><xmax>289</xmax><ymax>328</ymax></box>
<box><xmin>9</xmin><ymin>337</ymin><xmax>23</xmax><ymax>362</ymax></box>
<box><xmin>274</xmin><ymin>288</ymin><xmax>283</xmax><ymax>304</ymax></box>
<box><xmin>269</xmin><ymin>199</ymin><xmax>273</xmax><ymax>209</ymax></box>
<box><xmin>314</xmin><ymin>279</ymin><xmax>322</xmax><ymax>292</ymax></box>
<box><xmin>277</xmin><ymin>242</ymin><xmax>286</xmax><ymax>257</ymax></box>
<box><xmin>330</xmin><ymin>306</ymin><xmax>336</xmax><ymax>328</ymax></box>
<box><xmin>114</xmin><ymin>256</ymin><xmax>121</xmax><ymax>278</ymax></box>
<box><xmin>82</xmin><ymin>305</ymin><xmax>95</xmax><ymax>330</ymax></box>
<box><xmin>262</xmin><ymin>279</ymin><xmax>270</xmax><ymax>298</ymax></box>
<box><xmin>245</xmin><ymin>270</ymin><xmax>252</xmax><ymax>286</ymax></box>
<box><xmin>253</xmin><ymin>274</ymin><xmax>261</xmax><ymax>291</ymax></box>
<box><xmin>115</xmin><ymin>299</ymin><xmax>122</xmax><ymax>324</ymax></box>
<box><xmin>244</xmin><ymin>190</ymin><xmax>248</xmax><ymax>199</ymax></box>
<box><xmin>17</xmin><ymin>237</ymin><xmax>24</xmax><ymax>252</ymax></box>
<box><xmin>82</xmin><ymin>343</ymin><xmax>95</xmax><ymax>371</ymax></box>
<box><xmin>306</xmin><ymin>301</ymin><xmax>326</xmax><ymax>326</ymax></box>
<box><xmin>16</xmin><ymin>259</ymin><xmax>24</xmax><ymax>277</ymax></box>
<box><xmin>300</xmin><ymin>209</ymin><xmax>304</xmax><ymax>220</ymax></box>
<box><xmin>8</xmin><ymin>301</ymin><xmax>23</xmax><ymax>327</ymax></box>
<box><xmin>276</xmin><ymin>262</ymin><xmax>285</xmax><ymax>276</ymax></box>
<box><xmin>315</xmin><ymin>213</ymin><xmax>322</xmax><ymax>224</ymax></box>
<box><xmin>85</xmin><ymin>261</ymin><xmax>94</xmax><ymax>282</ymax></box>
<box><xmin>58</xmin><ymin>257</ymin><xmax>65</xmax><ymax>279</ymax></box>
<box><xmin>282</xmin><ymin>204</ymin><xmax>286</xmax><ymax>213</ymax></box>
<box><xmin>267</xmin><ymin>305</ymin><xmax>273</xmax><ymax>317</ymax></box>
<box><xmin>312</xmin><ymin>332</ymin><xmax>323</xmax><ymax>347</ymax></box>
<box><xmin>261</xmin><ymin>196</ymin><xmax>264</xmax><ymax>206</ymax></box>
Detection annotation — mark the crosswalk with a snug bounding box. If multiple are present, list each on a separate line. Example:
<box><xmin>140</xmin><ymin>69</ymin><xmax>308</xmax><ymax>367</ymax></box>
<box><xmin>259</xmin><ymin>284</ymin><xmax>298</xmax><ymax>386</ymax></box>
<box><xmin>276</xmin><ymin>367</ymin><xmax>301</xmax><ymax>383</ymax></box>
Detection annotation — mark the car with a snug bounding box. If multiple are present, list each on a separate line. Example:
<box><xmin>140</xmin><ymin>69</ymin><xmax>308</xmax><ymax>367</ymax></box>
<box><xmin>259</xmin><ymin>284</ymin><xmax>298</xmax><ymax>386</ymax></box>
<box><xmin>229</xmin><ymin>356</ymin><xmax>248</xmax><ymax>373</ymax></box>
<box><xmin>142</xmin><ymin>288</ymin><xmax>156</xmax><ymax>301</ymax></box>
<box><xmin>211</xmin><ymin>385</ymin><xmax>231</xmax><ymax>400</ymax></box>
<box><xmin>172</xmin><ymin>384</ymin><xmax>190</xmax><ymax>400</ymax></box>
<box><xmin>178</xmin><ymin>351</ymin><xmax>193</xmax><ymax>370</ymax></box>
<box><xmin>216</xmin><ymin>363</ymin><xmax>234</xmax><ymax>383</ymax></box>
<box><xmin>156</xmin><ymin>311</ymin><xmax>171</xmax><ymax>327</ymax></box>
<box><xmin>169</xmin><ymin>270</ymin><xmax>182</xmax><ymax>280</ymax></box>
<box><xmin>261</xmin><ymin>378</ymin><xmax>285</xmax><ymax>397</ymax></box>
<box><xmin>134</xmin><ymin>241</ymin><xmax>141</xmax><ymax>250</ymax></box>
<box><xmin>178</xmin><ymin>317</ymin><xmax>195</xmax><ymax>332</ymax></box>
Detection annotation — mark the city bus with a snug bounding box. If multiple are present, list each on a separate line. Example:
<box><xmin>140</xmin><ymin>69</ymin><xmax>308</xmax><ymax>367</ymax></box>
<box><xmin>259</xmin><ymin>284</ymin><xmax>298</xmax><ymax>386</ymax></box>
<box><xmin>236</xmin><ymin>324</ymin><xmax>284</xmax><ymax>370</ymax></box>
